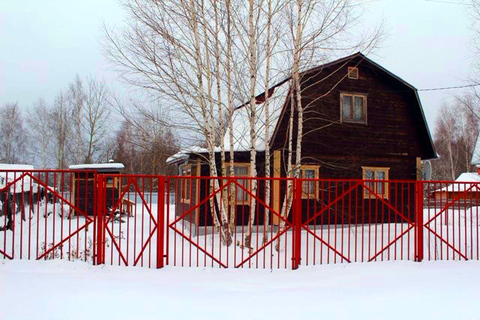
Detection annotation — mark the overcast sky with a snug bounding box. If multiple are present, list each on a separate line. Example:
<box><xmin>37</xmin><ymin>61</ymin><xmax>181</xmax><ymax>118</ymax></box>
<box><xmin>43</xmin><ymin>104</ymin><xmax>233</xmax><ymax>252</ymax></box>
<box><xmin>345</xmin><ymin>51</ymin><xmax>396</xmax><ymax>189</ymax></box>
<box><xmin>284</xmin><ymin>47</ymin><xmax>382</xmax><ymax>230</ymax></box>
<box><xmin>0</xmin><ymin>0</ymin><xmax>475</xmax><ymax>136</ymax></box>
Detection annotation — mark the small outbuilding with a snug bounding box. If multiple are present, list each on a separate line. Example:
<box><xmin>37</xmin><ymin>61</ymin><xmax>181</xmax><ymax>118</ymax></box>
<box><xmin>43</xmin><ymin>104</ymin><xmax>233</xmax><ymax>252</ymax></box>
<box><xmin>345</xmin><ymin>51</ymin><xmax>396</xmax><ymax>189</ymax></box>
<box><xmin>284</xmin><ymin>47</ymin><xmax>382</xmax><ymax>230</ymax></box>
<box><xmin>69</xmin><ymin>163</ymin><xmax>125</xmax><ymax>216</ymax></box>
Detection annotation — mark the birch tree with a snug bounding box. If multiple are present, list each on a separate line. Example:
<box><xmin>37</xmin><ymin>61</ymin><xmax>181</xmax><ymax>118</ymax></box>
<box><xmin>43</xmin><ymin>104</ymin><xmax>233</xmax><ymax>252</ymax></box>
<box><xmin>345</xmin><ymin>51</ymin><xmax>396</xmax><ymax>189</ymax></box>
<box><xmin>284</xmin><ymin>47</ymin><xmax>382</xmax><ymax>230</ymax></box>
<box><xmin>105</xmin><ymin>0</ymin><xmax>235</xmax><ymax>245</ymax></box>
<box><xmin>274</xmin><ymin>0</ymin><xmax>383</xmax><ymax>250</ymax></box>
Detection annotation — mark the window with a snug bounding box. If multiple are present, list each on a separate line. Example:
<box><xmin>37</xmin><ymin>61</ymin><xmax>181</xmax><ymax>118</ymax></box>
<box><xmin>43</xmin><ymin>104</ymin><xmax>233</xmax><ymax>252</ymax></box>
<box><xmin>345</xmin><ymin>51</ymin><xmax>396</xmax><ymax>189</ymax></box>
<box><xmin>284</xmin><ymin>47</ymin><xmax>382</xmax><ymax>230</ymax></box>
<box><xmin>362</xmin><ymin>167</ymin><xmax>389</xmax><ymax>199</ymax></box>
<box><xmin>341</xmin><ymin>93</ymin><xmax>367</xmax><ymax>124</ymax></box>
<box><xmin>181</xmin><ymin>165</ymin><xmax>191</xmax><ymax>203</ymax></box>
<box><xmin>348</xmin><ymin>67</ymin><xmax>359</xmax><ymax>79</ymax></box>
<box><xmin>300</xmin><ymin>165</ymin><xmax>320</xmax><ymax>199</ymax></box>
<box><xmin>226</xmin><ymin>163</ymin><xmax>250</xmax><ymax>205</ymax></box>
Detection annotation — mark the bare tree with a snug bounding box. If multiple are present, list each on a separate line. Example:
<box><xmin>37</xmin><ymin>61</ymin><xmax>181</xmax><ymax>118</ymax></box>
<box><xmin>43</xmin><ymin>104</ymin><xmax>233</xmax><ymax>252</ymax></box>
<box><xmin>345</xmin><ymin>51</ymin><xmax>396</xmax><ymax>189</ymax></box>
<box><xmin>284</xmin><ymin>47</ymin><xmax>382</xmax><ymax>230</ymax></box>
<box><xmin>27</xmin><ymin>99</ymin><xmax>52</xmax><ymax>168</ymax></box>
<box><xmin>105</xmin><ymin>0</ymin><xmax>238</xmax><ymax>245</ymax></box>
<box><xmin>50</xmin><ymin>92</ymin><xmax>71</xmax><ymax>169</ymax></box>
<box><xmin>106</xmin><ymin>0</ymin><xmax>383</xmax><ymax>250</ymax></box>
<box><xmin>273</xmin><ymin>0</ymin><xmax>383</xmax><ymax>250</ymax></box>
<box><xmin>82</xmin><ymin>78</ymin><xmax>111</xmax><ymax>163</ymax></box>
<box><xmin>0</xmin><ymin>103</ymin><xmax>27</xmax><ymax>164</ymax></box>
<box><xmin>433</xmin><ymin>94</ymin><xmax>480</xmax><ymax>180</ymax></box>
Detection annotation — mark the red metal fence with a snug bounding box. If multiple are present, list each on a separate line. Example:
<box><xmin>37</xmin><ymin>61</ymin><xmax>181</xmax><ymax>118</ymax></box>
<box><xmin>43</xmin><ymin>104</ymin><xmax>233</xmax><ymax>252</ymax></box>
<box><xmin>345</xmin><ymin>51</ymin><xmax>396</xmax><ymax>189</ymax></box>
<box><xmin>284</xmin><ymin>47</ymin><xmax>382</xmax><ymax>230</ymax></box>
<box><xmin>1</xmin><ymin>171</ymin><xmax>479</xmax><ymax>269</ymax></box>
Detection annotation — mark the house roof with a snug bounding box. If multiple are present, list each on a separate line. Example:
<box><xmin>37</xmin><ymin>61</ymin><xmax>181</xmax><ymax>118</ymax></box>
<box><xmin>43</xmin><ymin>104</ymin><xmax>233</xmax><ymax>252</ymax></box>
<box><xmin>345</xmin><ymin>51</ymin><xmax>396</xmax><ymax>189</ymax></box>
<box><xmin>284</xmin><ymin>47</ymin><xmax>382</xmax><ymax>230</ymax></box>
<box><xmin>69</xmin><ymin>163</ymin><xmax>125</xmax><ymax>172</ymax></box>
<box><xmin>224</xmin><ymin>79</ymin><xmax>291</xmax><ymax>152</ymax></box>
<box><xmin>437</xmin><ymin>172</ymin><xmax>480</xmax><ymax>193</ymax></box>
<box><xmin>0</xmin><ymin>164</ymin><xmax>38</xmax><ymax>193</ymax></box>
<box><xmin>269</xmin><ymin>52</ymin><xmax>437</xmax><ymax>159</ymax></box>
<box><xmin>166</xmin><ymin>146</ymin><xmax>210</xmax><ymax>164</ymax></box>
<box><xmin>167</xmin><ymin>52</ymin><xmax>437</xmax><ymax>162</ymax></box>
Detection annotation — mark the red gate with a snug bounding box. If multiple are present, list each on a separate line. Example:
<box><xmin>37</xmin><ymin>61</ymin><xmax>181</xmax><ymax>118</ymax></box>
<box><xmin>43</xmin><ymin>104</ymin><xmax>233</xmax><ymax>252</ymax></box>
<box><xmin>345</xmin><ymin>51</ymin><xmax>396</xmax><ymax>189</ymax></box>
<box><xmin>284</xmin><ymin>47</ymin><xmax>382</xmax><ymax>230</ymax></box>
<box><xmin>168</xmin><ymin>176</ymin><xmax>296</xmax><ymax>268</ymax></box>
<box><xmin>423</xmin><ymin>181</ymin><xmax>480</xmax><ymax>261</ymax></box>
<box><xmin>95</xmin><ymin>174</ymin><xmax>164</xmax><ymax>268</ymax></box>
<box><xmin>299</xmin><ymin>179</ymin><xmax>418</xmax><ymax>265</ymax></box>
<box><xmin>1</xmin><ymin>170</ymin><xmax>95</xmax><ymax>262</ymax></box>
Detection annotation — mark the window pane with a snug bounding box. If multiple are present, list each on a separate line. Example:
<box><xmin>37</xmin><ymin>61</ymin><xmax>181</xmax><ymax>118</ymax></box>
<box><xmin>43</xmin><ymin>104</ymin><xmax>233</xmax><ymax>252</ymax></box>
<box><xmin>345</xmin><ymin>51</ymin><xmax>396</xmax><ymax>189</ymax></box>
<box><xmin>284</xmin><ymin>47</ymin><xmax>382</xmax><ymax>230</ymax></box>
<box><xmin>376</xmin><ymin>171</ymin><xmax>385</xmax><ymax>196</ymax></box>
<box><xmin>376</xmin><ymin>181</ymin><xmax>384</xmax><ymax>195</ymax></box>
<box><xmin>236</xmin><ymin>179</ymin><xmax>247</xmax><ymax>201</ymax></box>
<box><xmin>342</xmin><ymin>96</ymin><xmax>352</xmax><ymax>119</ymax></box>
<box><xmin>354</xmin><ymin>96</ymin><xmax>363</xmax><ymax>120</ymax></box>
<box><xmin>234</xmin><ymin>166</ymin><xmax>248</xmax><ymax>176</ymax></box>
<box><xmin>304</xmin><ymin>169</ymin><xmax>315</xmax><ymax>179</ymax></box>
<box><xmin>365</xmin><ymin>170</ymin><xmax>374</xmax><ymax>180</ymax></box>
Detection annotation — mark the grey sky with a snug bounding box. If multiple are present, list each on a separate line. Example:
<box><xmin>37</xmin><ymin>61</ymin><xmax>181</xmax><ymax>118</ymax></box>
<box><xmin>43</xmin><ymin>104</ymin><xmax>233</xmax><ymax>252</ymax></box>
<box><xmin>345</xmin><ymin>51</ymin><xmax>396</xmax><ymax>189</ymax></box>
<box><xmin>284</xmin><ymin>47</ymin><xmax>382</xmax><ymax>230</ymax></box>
<box><xmin>0</xmin><ymin>0</ymin><xmax>475</xmax><ymax>135</ymax></box>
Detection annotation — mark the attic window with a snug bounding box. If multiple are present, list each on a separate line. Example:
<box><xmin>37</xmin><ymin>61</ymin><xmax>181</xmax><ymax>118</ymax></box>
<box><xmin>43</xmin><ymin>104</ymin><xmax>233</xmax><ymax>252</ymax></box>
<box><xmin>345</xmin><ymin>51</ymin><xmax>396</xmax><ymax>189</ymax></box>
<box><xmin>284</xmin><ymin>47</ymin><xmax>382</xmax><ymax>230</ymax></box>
<box><xmin>340</xmin><ymin>93</ymin><xmax>367</xmax><ymax>124</ymax></box>
<box><xmin>348</xmin><ymin>67</ymin><xmax>359</xmax><ymax>79</ymax></box>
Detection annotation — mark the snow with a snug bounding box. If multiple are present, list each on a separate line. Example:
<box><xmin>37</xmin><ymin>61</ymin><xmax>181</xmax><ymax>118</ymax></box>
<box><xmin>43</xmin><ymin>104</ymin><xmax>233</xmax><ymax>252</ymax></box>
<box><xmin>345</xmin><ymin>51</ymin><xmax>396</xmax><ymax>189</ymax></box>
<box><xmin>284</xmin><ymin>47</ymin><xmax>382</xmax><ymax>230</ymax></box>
<box><xmin>1</xmin><ymin>259</ymin><xmax>480</xmax><ymax>320</ymax></box>
<box><xmin>3</xmin><ymin>203</ymin><xmax>480</xmax><ymax>319</ymax></box>
<box><xmin>0</xmin><ymin>164</ymin><xmax>34</xmax><ymax>170</ymax></box>
<box><xmin>0</xmin><ymin>166</ymin><xmax>39</xmax><ymax>193</ymax></box>
<box><xmin>166</xmin><ymin>146</ymin><xmax>212</xmax><ymax>164</ymax></box>
<box><xmin>69</xmin><ymin>163</ymin><xmax>125</xmax><ymax>170</ymax></box>
<box><xmin>224</xmin><ymin>80</ymin><xmax>291</xmax><ymax>152</ymax></box>
<box><xmin>436</xmin><ymin>173</ymin><xmax>480</xmax><ymax>192</ymax></box>
<box><xmin>166</xmin><ymin>80</ymin><xmax>291</xmax><ymax>163</ymax></box>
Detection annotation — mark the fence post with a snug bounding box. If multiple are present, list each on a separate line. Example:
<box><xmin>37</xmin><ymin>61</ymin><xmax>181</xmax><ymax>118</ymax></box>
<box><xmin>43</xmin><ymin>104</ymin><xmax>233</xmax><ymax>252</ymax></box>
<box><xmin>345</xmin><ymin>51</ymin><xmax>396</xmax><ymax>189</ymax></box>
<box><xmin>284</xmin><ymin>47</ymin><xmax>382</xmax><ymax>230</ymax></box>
<box><xmin>95</xmin><ymin>174</ymin><xmax>105</xmax><ymax>265</ymax></box>
<box><xmin>157</xmin><ymin>176</ymin><xmax>166</xmax><ymax>269</ymax></box>
<box><xmin>292</xmin><ymin>178</ymin><xmax>302</xmax><ymax>270</ymax></box>
<box><xmin>415</xmin><ymin>180</ymin><xmax>424</xmax><ymax>262</ymax></box>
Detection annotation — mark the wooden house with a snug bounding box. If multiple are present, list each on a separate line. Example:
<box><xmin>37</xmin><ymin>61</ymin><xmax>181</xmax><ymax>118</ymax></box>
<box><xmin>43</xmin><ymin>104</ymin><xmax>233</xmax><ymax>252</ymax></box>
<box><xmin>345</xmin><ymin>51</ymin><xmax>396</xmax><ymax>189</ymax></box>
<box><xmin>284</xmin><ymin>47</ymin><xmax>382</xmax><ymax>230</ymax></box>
<box><xmin>167</xmin><ymin>52</ymin><xmax>437</xmax><ymax>226</ymax></box>
<box><xmin>69</xmin><ymin>163</ymin><xmax>125</xmax><ymax>216</ymax></box>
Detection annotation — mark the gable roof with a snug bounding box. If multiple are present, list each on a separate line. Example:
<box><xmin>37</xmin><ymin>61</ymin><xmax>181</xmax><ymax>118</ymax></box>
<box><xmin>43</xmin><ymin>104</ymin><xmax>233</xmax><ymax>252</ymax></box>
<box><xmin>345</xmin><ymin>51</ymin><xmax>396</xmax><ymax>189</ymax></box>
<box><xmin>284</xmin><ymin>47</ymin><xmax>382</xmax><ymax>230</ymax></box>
<box><xmin>268</xmin><ymin>52</ymin><xmax>437</xmax><ymax>159</ymax></box>
<box><xmin>167</xmin><ymin>52</ymin><xmax>437</xmax><ymax>162</ymax></box>
<box><xmin>224</xmin><ymin>79</ymin><xmax>291</xmax><ymax>152</ymax></box>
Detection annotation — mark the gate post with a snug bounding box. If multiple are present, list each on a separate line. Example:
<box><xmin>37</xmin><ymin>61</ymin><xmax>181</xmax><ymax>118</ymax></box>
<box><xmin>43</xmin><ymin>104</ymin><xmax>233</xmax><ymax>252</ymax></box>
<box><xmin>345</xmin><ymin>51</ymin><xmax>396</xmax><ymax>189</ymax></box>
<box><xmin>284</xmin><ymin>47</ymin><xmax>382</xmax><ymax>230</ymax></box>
<box><xmin>95</xmin><ymin>175</ymin><xmax>105</xmax><ymax>265</ymax></box>
<box><xmin>415</xmin><ymin>180</ymin><xmax>424</xmax><ymax>262</ymax></box>
<box><xmin>292</xmin><ymin>178</ymin><xmax>302</xmax><ymax>270</ymax></box>
<box><xmin>157</xmin><ymin>176</ymin><xmax>165</xmax><ymax>269</ymax></box>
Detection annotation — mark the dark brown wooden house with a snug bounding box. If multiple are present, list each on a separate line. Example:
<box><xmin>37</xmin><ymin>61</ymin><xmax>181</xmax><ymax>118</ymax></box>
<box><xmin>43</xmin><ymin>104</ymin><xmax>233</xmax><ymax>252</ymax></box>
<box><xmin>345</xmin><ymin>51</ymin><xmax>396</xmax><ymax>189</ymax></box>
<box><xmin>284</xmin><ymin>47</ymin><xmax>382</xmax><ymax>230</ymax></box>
<box><xmin>69</xmin><ymin>163</ymin><xmax>125</xmax><ymax>216</ymax></box>
<box><xmin>167</xmin><ymin>52</ymin><xmax>437</xmax><ymax>226</ymax></box>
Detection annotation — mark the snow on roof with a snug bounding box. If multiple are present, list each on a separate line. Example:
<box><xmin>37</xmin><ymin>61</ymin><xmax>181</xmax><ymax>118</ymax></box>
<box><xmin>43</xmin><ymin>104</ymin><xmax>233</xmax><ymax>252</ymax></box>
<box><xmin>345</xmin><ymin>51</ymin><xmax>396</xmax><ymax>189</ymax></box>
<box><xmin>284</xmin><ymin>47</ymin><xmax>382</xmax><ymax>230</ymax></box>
<box><xmin>224</xmin><ymin>79</ymin><xmax>291</xmax><ymax>152</ymax></box>
<box><xmin>69</xmin><ymin>163</ymin><xmax>125</xmax><ymax>170</ymax></box>
<box><xmin>166</xmin><ymin>146</ymin><xmax>211</xmax><ymax>164</ymax></box>
<box><xmin>0</xmin><ymin>164</ymin><xmax>34</xmax><ymax>170</ymax></box>
<box><xmin>0</xmin><ymin>164</ymin><xmax>38</xmax><ymax>193</ymax></box>
<box><xmin>166</xmin><ymin>80</ymin><xmax>291</xmax><ymax>163</ymax></box>
<box><xmin>437</xmin><ymin>172</ymin><xmax>480</xmax><ymax>192</ymax></box>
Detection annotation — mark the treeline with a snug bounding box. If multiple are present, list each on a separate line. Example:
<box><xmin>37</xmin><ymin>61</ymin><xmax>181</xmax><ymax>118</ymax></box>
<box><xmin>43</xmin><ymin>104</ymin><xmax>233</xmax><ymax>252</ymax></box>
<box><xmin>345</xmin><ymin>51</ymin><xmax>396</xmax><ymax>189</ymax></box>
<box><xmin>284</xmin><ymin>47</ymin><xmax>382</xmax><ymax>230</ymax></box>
<box><xmin>432</xmin><ymin>93</ymin><xmax>480</xmax><ymax>180</ymax></box>
<box><xmin>0</xmin><ymin>75</ymin><xmax>179</xmax><ymax>174</ymax></box>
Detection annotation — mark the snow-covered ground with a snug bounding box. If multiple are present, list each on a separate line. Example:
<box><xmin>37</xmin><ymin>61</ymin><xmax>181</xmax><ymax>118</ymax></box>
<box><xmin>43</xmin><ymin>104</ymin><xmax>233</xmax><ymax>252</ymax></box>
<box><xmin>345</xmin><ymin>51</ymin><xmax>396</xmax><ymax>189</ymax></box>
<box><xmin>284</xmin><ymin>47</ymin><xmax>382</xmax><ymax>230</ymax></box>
<box><xmin>1</xmin><ymin>259</ymin><xmax>480</xmax><ymax>320</ymax></box>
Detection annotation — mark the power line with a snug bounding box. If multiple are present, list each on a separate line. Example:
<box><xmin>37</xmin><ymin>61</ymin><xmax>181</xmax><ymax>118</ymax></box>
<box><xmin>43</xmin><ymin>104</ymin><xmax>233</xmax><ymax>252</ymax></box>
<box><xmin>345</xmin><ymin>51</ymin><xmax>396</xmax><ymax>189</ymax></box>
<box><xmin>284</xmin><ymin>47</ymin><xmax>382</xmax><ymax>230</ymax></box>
<box><xmin>418</xmin><ymin>83</ymin><xmax>480</xmax><ymax>92</ymax></box>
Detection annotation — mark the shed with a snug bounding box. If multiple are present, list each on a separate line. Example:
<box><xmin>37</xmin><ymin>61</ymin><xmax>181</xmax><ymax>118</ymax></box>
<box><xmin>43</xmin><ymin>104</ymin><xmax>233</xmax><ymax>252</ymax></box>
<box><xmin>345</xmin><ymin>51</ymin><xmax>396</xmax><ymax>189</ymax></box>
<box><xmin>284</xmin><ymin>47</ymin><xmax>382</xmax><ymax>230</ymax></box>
<box><xmin>69</xmin><ymin>163</ymin><xmax>125</xmax><ymax>216</ymax></box>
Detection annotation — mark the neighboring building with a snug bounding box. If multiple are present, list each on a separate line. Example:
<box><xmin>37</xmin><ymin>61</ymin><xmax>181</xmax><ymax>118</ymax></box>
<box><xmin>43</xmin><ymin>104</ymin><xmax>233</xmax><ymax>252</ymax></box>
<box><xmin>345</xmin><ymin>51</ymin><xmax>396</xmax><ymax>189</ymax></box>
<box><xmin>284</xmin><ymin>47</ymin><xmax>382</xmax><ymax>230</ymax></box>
<box><xmin>0</xmin><ymin>164</ymin><xmax>40</xmax><ymax>230</ymax></box>
<box><xmin>433</xmin><ymin>137</ymin><xmax>480</xmax><ymax>204</ymax></box>
<box><xmin>69</xmin><ymin>163</ymin><xmax>125</xmax><ymax>216</ymax></box>
<box><xmin>167</xmin><ymin>52</ymin><xmax>437</xmax><ymax>225</ymax></box>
